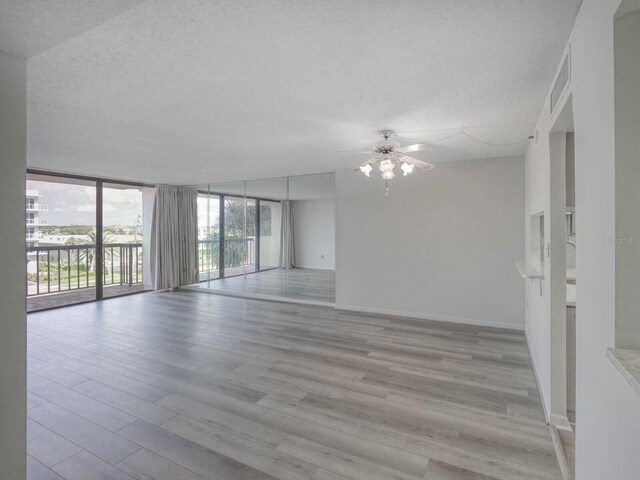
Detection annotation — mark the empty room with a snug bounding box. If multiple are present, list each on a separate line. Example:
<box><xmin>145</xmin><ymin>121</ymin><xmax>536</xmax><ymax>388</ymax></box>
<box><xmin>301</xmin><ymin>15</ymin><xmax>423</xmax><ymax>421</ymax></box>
<box><xmin>1</xmin><ymin>1</ymin><xmax>640</xmax><ymax>479</ymax></box>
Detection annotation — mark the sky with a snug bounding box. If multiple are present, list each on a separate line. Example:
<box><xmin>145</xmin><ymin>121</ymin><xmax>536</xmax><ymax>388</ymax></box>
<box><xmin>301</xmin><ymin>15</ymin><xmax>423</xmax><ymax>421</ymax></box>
<box><xmin>27</xmin><ymin>180</ymin><xmax>143</xmax><ymax>226</ymax></box>
<box><xmin>197</xmin><ymin>195</ymin><xmax>220</xmax><ymax>229</ymax></box>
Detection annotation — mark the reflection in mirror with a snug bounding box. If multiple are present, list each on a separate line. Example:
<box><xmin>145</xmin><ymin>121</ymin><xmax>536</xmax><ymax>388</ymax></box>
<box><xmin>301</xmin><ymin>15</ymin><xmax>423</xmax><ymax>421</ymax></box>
<box><xmin>287</xmin><ymin>173</ymin><xmax>335</xmax><ymax>302</ymax></box>
<box><xmin>223</xmin><ymin>194</ymin><xmax>247</xmax><ymax>279</ymax></box>
<box><xmin>187</xmin><ymin>173</ymin><xmax>335</xmax><ymax>304</ymax></box>
<box><xmin>196</xmin><ymin>184</ymin><xmax>220</xmax><ymax>286</ymax></box>
<box><xmin>244</xmin><ymin>177</ymin><xmax>287</xmax><ymax>296</ymax></box>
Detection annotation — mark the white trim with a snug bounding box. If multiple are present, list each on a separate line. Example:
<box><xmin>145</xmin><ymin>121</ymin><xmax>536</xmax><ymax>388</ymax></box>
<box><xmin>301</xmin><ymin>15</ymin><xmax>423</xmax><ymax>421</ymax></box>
<box><xmin>525</xmin><ymin>328</ymin><xmax>550</xmax><ymax>424</ymax></box>
<box><xmin>550</xmin><ymin>413</ymin><xmax>572</xmax><ymax>430</ymax></box>
<box><xmin>182</xmin><ymin>286</ymin><xmax>525</xmax><ymax>331</ymax></box>
<box><xmin>549</xmin><ymin>425</ymin><xmax>574</xmax><ymax>480</ymax></box>
<box><xmin>334</xmin><ymin>304</ymin><xmax>524</xmax><ymax>332</ymax></box>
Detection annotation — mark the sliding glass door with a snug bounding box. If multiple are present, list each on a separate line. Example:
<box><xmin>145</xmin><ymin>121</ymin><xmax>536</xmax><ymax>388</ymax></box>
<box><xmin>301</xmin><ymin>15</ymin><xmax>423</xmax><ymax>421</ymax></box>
<box><xmin>26</xmin><ymin>172</ymin><xmax>151</xmax><ymax>312</ymax></box>
<box><xmin>26</xmin><ymin>173</ymin><xmax>97</xmax><ymax>311</ymax></box>
<box><xmin>101</xmin><ymin>183</ymin><xmax>146</xmax><ymax>299</ymax></box>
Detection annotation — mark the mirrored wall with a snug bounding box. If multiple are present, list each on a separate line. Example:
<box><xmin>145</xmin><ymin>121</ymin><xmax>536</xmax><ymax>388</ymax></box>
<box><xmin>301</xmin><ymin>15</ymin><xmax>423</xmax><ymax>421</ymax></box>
<box><xmin>189</xmin><ymin>173</ymin><xmax>335</xmax><ymax>304</ymax></box>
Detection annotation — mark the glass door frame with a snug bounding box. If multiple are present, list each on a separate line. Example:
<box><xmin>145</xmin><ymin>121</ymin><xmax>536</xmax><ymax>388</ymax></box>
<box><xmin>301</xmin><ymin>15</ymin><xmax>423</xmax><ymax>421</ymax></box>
<box><xmin>96</xmin><ymin>179</ymin><xmax>104</xmax><ymax>300</ymax></box>
<box><xmin>27</xmin><ymin>169</ymin><xmax>152</xmax><ymax>309</ymax></box>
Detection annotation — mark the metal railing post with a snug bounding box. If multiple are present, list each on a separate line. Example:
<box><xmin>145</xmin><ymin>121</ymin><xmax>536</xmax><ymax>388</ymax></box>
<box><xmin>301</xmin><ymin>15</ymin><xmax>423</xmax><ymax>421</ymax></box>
<box><xmin>36</xmin><ymin>251</ymin><xmax>40</xmax><ymax>295</ymax></box>
<box><xmin>26</xmin><ymin>243</ymin><xmax>143</xmax><ymax>299</ymax></box>
<box><xmin>46</xmin><ymin>250</ymin><xmax>51</xmax><ymax>293</ymax></box>
<box><xmin>128</xmin><ymin>245</ymin><xmax>133</xmax><ymax>286</ymax></box>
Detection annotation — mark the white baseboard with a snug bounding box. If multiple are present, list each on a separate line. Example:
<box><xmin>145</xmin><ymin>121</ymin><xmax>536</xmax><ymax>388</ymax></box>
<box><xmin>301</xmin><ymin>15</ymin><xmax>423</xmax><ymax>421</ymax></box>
<box><xmin>181</xmin><ymin>286</ymin><xmax>524</xmax><ymax>331</ymax></box>
<box><xmin>334</xmin><ymin>304</ymin><xmax>524</xmax><ymax>331</ymax></box>
<box><xmin>549</xmin><ymin>424</ymin><xmax>573</xmax><ymax>480</ymax></box>
<box><xmin>525</xmin><ymin>328</ymin><xmax>550</xmax><ymax>424</ymax></box>
<box><xmin>293</xmin><ymin>266</ymin><xmax>335</xmax><ymax>271</ymax></box>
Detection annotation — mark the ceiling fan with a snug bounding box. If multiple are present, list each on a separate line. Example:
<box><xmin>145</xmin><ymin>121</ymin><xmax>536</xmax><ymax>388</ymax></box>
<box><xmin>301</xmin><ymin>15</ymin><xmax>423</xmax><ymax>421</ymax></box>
<box><xmin>336</xmin><ymin>129</ymin><xmax>434</xmax><ymax>181</ymax></box>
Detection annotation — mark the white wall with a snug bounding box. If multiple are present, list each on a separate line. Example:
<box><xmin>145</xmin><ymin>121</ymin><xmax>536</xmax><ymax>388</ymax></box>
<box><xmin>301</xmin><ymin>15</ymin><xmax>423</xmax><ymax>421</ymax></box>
<box><xmin>0</xmin><ymin>51</ymin><xmax>27</xmax><ymax>479</ymax></box>
<box><xmin>525</xmin><ymin>0</ymin><xmax>640</xmax><ymax>477</ymax></box>
<box><xmin>335</xmin><ymin>156</ymin><xmax>525</xmax><ymax>329</ymax></box>
<box><xmin>293</xmin><ymin>199</ymin><xmax>335</xmax><ymax>270</ymax></box>
<box><xmin>614</xmin><ymin>11</ymin><xmax>640</xmax><ymax>349</ymax></box>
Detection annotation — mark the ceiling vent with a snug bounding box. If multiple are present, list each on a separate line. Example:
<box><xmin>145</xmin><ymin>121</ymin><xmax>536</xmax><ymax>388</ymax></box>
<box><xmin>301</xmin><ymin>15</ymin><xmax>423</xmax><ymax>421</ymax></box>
<box><xmin>550</xmin><ymin>49</ymin><xmax>571</xmax><ymax>115</ymax></box>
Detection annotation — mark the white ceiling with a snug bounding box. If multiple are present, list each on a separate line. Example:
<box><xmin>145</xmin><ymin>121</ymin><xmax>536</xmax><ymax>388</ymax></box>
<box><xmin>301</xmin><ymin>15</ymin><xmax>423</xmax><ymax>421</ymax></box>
<box><xmin>0</xmin><ymin>0</ymin><xmax>147</xmax><ymax>58</ymax></box>
<box><xmin>15</xmin><ymin>0</ymin><xmax>581</xmax><ymax>185</ymax></box>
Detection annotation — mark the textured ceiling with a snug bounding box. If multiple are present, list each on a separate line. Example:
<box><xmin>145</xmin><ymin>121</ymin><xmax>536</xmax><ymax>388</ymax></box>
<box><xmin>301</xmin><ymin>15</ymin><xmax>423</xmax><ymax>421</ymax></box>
<box><xmin>0</xmin><ymin>0</ymin><xmax>147</xmax><ymax>58</ymax></box>
<box><xmin>22</xmin><ymin>0</ymin><xmax>580</xmax><ymax>185</ymax></box>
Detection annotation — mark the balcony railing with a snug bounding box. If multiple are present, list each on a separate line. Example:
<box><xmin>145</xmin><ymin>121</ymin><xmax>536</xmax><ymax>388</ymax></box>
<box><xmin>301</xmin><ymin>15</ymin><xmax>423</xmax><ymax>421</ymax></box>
<box><xmin>27</xmin><ymin>237</ymin><xmax>256</xmax><ymax>297</ymax></box>
<box><xmin>198</xmin><ymin>237</ymin><xmax>255</xmax><ymax>275</ymax></box>
<box><xmin>26</xmin><ymin>204</ymin><xmax>48</xmax><ymax>212</ymax></box>
<box><xmin>26</xmin><ymin>243</ymin><xmax>143</xmax><ymax>297</ymax></box>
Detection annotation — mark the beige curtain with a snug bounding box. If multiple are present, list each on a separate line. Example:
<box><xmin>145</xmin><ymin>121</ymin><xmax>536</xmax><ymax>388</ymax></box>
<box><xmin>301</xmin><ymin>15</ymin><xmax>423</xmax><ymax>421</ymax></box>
<box><xmin>279</xmin><ymin>200</ymin><xmax>295</xmax><ymax>268</ymax></box>
<box><xmin>151</xmin><ymin>186</ymin><xmax>199</xmax><ymax>289</ymax></box>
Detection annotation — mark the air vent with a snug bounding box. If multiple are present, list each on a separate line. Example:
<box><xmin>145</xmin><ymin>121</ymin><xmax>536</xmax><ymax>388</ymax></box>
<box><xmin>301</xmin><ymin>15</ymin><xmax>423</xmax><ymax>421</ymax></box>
<box><xmin>550</xmin><ymin>50</ymin><xmax>571</xmax><ymax>115</ymax></box>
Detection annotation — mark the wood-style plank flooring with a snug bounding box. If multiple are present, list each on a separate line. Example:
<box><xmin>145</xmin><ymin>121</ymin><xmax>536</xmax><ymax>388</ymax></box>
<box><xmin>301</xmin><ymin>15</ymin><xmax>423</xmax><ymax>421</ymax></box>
<box><xmin>27</xmin><ymin>284</ymin><xmax>145</xmax><ymax>313</ymax></box>
<box><xmin>189</xmin><ymin>267</ymin><xmax>335</xmax><ymax>303</ymax></box>
<box><xmin>27</xmin><ymin>291</ymin><xmax>560</xmax><ymax>480</ymax></box>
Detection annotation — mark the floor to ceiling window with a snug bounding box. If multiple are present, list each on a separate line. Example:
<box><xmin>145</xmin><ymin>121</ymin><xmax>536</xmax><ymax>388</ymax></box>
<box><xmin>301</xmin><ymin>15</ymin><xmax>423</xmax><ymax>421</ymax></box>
<box><xmin>26</xmin><ymin>172</ymin><xmax>152</xmax><ymax>312</ymax></box>
<box><xmin>26</xmin><ymin>173</ymin><xmax>97</xmax><ymax>311</ymax></box>
<box><xmin>102</xmin><ymin>183</ymin><xmax>146</xmax><ymax>299</ymax></box>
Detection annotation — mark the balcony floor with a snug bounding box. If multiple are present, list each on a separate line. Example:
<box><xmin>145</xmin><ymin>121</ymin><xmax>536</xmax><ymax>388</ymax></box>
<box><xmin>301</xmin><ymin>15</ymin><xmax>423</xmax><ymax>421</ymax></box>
<box><xmin>27</xmin><ymin>284</ymin><xmax>146</xmax><ymax>312</ymax></box>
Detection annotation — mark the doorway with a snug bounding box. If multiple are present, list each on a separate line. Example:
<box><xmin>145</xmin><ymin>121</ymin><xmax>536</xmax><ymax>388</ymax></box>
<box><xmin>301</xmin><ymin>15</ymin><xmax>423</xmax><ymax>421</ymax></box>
<box><xmin>548</xmin><ymin>96</ymin><xmax>577</xmax><ymax>476</ymax></box>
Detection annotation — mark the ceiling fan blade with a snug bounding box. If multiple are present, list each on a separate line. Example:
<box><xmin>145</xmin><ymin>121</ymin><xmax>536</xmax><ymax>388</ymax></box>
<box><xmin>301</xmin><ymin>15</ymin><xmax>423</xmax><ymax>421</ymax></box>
<box><xmin>334</xmin><ymin>150</ymin><xmax>373</xmax><ymax>154</ymax></box>
<box><xmin>407</xmin><ymin>158</ymin><xmax>435</xmax><ymax>170</ymax></box>
<box><xmin>396</xmin><ymin>143</ymin><xmax>431</xmax><ymax>153</ymax></box>
<box><xmin>393</xmin><ymin>133</ymin><xmax>425</xmax><ymax>143</ymax></box>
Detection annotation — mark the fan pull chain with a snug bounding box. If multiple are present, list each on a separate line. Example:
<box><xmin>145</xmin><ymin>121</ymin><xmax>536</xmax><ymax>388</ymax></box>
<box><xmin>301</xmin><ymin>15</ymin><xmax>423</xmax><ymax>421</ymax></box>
<box><xmin>385</xmin><ymin>180</ymin><xmax>389</xmax><ymax>196</ymax></box>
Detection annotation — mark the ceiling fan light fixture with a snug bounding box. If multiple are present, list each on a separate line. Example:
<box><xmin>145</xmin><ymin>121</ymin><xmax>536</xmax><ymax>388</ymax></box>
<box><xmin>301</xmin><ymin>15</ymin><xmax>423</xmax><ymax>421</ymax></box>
<box><xmin>378</xmin><ymin>158</ymin><xmax>393</xmax><ymax>171</ymax></box>
<box><xmin>350</xmin><ymin>129</ymin><xmax>434</xmax><ymax>192</ymax></box>
<box><xmin>360</xmin><ymin>164</ymin><xmax>373</xmax><ymax>177</ymax></box>
<box><xmin>378</xmin><ymin>158</ymin><xmax>395</xmax><ymax>179</ymax></box>
<box><xmin>401</xmin><ymin>162</ymin><xmax>414</xmax><ymax>176</ymax></box>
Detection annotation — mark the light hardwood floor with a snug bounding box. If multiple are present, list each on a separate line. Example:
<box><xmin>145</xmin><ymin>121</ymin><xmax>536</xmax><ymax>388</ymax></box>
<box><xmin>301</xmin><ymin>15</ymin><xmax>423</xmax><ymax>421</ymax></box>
<box><xmin>27</xmin><ymin>284</ymin><xmax>146</xmax><ymax>312</ymax></box>
<box><xmin>190</xmin><ymin>267</ymin><xmax>335</xmax><ymax>303</ymax></box>
<box><xmin>26</xmin><ymin>291</ymin><xmax>560</xmax><ymax>480</ymax></box>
